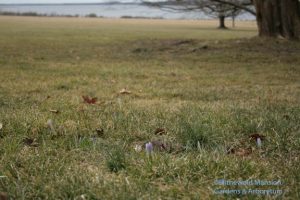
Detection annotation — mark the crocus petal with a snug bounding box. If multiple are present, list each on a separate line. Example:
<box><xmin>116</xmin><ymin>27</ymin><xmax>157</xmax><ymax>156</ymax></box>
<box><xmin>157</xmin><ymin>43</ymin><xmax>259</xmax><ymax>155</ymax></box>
<box><xmin>134</xmin><ymin>145</ymin><xmax>142</xmax><ymax>152</ymax></box>
<box><xmin>47</xmin><ymin>119</ymin><xmax>55</xmax><ymax>132</ymax></box>
<box><xmin>257</xmin><ymin>138</ymin><xmax>262</xmax><ymax>148</ymax></box>
<box><xmin>145</xmin><ymin>142</ymin><xmax>153</xmax><ymax>154</ymax></box>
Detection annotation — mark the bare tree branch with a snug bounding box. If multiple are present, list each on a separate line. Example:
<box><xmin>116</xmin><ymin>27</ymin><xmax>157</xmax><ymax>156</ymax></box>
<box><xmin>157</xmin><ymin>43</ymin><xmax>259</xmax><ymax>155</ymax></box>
<box><xmin>143</xmin><ymin>0</ymin><xmax>245</xmax><ymax>18</ymax></box>
<box><xmin>143</xmin><ymin>0</ymin><xmax>248</xmax><ymax>29</ymax></box>
<box><xmin>209</xmin><ymin>0</ymin><xmax>256</xmax><ymax>15</ymax></box>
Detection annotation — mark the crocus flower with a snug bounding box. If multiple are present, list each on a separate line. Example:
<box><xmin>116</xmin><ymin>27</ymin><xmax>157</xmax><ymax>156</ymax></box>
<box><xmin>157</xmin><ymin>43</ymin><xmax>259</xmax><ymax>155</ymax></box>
<box><xmin>256</xmin><ymin>137</ymin><xmax>262</xmax><ymax>148</ymax></box>
<box><xmin>134</xmin><ymin>144</ymin><xmax>142</xmax><ymax>152</ymax></box>
<box><xmin>145</xmin><ymin>142</ymin><xmax>153</xmax><ymax>154</ymax></box>
<box><xmin>249</xmin><ymin>133</ymin><xmax>265</xmax><ymax>148</ymax></box>
<box><xmin>47</xmin><ymin>119</ymin><xmax>55</xmax><ymax>133</ymax></box>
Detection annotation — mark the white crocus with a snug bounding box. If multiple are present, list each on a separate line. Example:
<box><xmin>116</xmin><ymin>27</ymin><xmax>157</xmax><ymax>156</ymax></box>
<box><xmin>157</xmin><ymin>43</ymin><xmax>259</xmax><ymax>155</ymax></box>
<box><xmin>257</xmin><ymin>138</ymin><xmax>262</xmax><ymax>148</ymax></box>
<box><xmin>47</xmin><ymin>119</ymin><xmax>55</xmax><ymax>133</ymax></box>
<box><xmin>134</xmin><ymin>144</ymin><xmax>142</xmax><ymax>152</ymax></box>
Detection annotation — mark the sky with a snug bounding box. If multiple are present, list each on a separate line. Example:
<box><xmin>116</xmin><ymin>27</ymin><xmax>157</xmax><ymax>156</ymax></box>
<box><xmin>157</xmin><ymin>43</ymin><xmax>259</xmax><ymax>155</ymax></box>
<box><xmin>0</xmin><ymin>0</ymin><xmax>162</xmax><ymax>4</ymax></box>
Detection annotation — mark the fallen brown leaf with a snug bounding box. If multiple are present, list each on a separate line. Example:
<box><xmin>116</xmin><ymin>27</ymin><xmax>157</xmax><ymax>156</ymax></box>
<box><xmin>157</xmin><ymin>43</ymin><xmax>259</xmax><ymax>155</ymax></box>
<box><xmin>0</xmin><ymin>123</ymin><xmax>2</xmax><ymax>131</ymax></box>
<box><xmin>0</xmin><ymin>192</ymin><xmax>8</xmax><ymax>200</ymax></box>
<box><xmin>154</xmin><ymin>128</ymin><xmax>166</xmax><ymax>135</ymax></box>
<box><xmin>82</xmin><ymin>95</ymin><xmax>97</xmax><ymax>104</ymax></box>
<box><xmin>42</xmin><ymin>95</ymin><xmax>51</xmax><ymax>102</ymax></box>
<box><xmin>235</xmin><ymin>148</ymin><xmax>252</xmax><ymax>156</ymax></box>
<box><xmin>96</xmin><ymin>128</ymin><xmax>104</xmax><ymax>137</ymax></box>
<box><xmin>23</xmin><ymin>137</ymin><xmax>39</xmax><ymax>147</ymax></box>
<box><xmin>227</xmin><ymin>147</ymin><xmax>252</xmax><ymax>156</ymax></box>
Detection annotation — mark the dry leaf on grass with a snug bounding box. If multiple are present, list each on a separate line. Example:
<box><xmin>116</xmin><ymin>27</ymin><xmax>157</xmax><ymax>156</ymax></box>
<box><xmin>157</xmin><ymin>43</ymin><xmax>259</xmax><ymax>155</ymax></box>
<box><xmin>82</xmin><ymin>95</ymin><xmax>97</xmax><ymax>104</ymax></box>
<box><xmin>154</xmin><ymin>128</ymin><xmax>166</xmax><ymax>135</ymax></box>
<box><xmin>234</xmin><ymin>148</ymin><xmax>252</xmax><ymax>156</ymax></box>
<box><xmin>0</xmin><ymin>123</ymin><xmax>3</xmax><ymax>131</ymax></box>
<box><xmin>23</xmin><ymin>137</ymin><xmax>39</xmax><ymax>147</ymax></box>
<box><xmin>0</xmin><ymin>192</ymin><xmax>8</xmax><ymax>200</ymax></box>
<box><xmin>119</xmin><ymin>88</ymin><xmax>132</xmax><ymax>95</ymax></box>
<box><xmin>95</xmin><ymin>128</ymin><xmax>104</xmax><ymax>137</ymax></box>
<box><xmin>41</xmin><ymin>95</ymin><xmax>51</xmax><ymax>102</ymax></box>
<box><xmin>49</xmin><ymin>109</ymin><xmax>60</xmax><ymax>114</ymax></box>
<box><xmin>227</xmin><ymin>147</ymin><xmax>252</xmax><ymax>156</ymax></box>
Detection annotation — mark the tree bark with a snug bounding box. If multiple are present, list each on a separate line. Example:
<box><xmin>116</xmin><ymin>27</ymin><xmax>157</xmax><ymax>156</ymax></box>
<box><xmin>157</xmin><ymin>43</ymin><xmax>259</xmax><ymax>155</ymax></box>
<box><xmin>253</xmin><ymin>0</ymin><xmax>300</xmax><ymax>39</ymax></box>
<box><xmin>218</xmin><ymin>15</ymin><xmax>227</xmax><ymax>29</ymax></box>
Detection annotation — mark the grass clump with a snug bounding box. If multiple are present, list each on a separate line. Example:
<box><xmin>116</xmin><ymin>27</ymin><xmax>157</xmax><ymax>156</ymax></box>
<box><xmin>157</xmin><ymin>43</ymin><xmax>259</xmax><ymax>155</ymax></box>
<box><xmin>179</xmin><ymin>121</ymin><xmax>212</xmax><ymax>149</ymax></box>
<box><xmin>106</xmin><ymin>145</ymin><xmax>127</xmax><ymax>173</ymax></box>
<box><xmin>172</xmin><ymin>106</ymin><xmax>225</xmax><ymax>151</ymax></box>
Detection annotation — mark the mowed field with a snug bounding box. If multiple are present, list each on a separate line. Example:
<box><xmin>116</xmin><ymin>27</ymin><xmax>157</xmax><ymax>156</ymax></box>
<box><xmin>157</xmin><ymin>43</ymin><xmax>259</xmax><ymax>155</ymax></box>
<box><xmin>0</xmin><ymin>16</ymin><xmax>299</xmax><ymax>199</ymax></box>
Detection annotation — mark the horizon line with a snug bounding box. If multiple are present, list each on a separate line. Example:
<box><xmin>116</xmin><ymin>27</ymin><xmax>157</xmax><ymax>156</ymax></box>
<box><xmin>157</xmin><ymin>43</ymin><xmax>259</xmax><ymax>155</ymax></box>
<box><xmin>0</xmin><ymin>2</ymin><xmax>144</xmax><ymax>5</ymax></box>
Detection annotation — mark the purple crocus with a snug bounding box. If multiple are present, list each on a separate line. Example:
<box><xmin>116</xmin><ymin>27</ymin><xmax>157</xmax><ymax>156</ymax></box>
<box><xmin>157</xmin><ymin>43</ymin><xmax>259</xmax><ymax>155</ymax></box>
<box><xmin>145</xmin><ymin>142</ymin><xmax>153</xmax><ymax>154</ymax></box>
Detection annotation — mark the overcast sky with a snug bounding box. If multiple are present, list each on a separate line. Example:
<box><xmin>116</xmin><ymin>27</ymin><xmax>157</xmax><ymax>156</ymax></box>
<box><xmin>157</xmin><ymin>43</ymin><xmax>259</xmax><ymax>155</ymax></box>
<box><xmin>0</xmin><ymin>0</ymin><xmax>162</xmax><ymax>4</ymax></box>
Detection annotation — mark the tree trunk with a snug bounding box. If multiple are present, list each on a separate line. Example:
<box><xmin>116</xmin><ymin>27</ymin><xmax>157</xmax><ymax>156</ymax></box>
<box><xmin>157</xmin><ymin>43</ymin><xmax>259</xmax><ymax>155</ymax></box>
<box><xmin>218</xmin><ymin>15</ymin><xmax>227</xmax><ymax>29</ymax></box>
<box><xmin>253</xmin><ymin>0</ymin><xmax>300</xmax><ymax>39</ymax></box>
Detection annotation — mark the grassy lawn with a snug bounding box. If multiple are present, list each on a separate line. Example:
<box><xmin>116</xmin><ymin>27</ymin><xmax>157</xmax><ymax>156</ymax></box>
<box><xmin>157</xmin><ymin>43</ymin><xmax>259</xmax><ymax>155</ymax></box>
<box><xmin>0</xmin><ymin>16</ymin><xmax>299</xmax><ymax>199</ymax></box>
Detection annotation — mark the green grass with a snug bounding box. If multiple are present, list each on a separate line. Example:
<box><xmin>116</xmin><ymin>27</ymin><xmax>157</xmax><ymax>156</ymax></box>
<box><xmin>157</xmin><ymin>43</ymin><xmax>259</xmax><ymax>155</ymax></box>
<box><xmin>0</xmin><ymin>16</ymin><xmax>299</xmax><ymax>199</ymax></box>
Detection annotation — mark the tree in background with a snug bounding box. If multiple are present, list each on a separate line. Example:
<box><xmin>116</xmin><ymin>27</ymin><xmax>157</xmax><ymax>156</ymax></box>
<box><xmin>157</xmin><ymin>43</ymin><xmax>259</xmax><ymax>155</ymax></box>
<box><xmin>146</xmin><ymin>0</ymin><xmax>300</xmax><ymax>39</ymax></box>
<box><xmin>144</xmin><ymin>0</ymin><xmax>243</xmax><ymax>29</ymax></box>
<box><xmin>196</xmin><ymin>0</ymin><xmax>243</xmax><ymax>28</ymax></box>
<box><xmin>206</xmin><ymin>0</ymin><xmax>300</xmax><ymax>39</ymax></box>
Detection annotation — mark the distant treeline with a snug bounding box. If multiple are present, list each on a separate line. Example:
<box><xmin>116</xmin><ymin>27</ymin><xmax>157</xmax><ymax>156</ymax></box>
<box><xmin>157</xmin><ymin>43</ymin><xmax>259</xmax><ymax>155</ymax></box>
<box><xmin>0</xmin><ymin>11</ymin><xmax>43</xmax><ymax>16</ymax></box>
<box><xmin>0</xmin><ymin>11</ymin><xmax>103</xmax><ymax>18</ymax></box>
<box><xmin>0</xmin><ymin>11</ymin><xmax>78</xmax><ymax>17</ymax></box>
<box><xmin>0</xmin><ymin>11</ymin><xmax>165</xmax><ymax>19</ymax></box>
<box><xmin>121</xmin><ymin>16</ymin><xmax>164</xmax><ymax>19</ymax></box>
